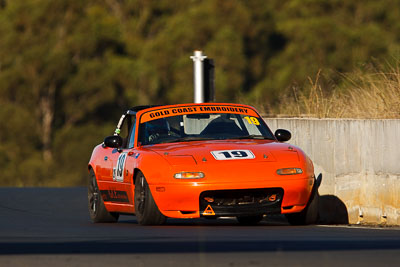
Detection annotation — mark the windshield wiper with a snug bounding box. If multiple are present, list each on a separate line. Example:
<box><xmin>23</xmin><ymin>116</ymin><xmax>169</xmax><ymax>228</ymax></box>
<box><xmin>158</xmin><ymin>136</ymin><xmax>218</xmax><ymax>143</ymax></box>
<box><xmin>229</xmin><ymin>135</ymin><xmax>273</xmax><ymax>140</ymax></box>
<box><xmin>157</xmin><ymin>135</ymin><xmax>273</xmax><ymax>144</ymax></box>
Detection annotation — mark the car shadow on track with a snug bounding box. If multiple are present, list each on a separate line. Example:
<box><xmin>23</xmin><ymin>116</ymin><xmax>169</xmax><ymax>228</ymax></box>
<box><xmin>115</xmin><ymin>214</ymin><xmax>291</xmax><ymax>227</ymax></box>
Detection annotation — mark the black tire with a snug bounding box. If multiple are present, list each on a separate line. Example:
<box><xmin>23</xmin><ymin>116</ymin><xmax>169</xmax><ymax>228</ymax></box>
<box><xmin>286</xmin><ymin>184</ymin><xmax>319</xmax><ymax>225</ymax></box>
<box><xmin>134</xmin><ymin>171</ymin><xmax>166</xmax><ymax>225</ymax></box>
<box><xmin>237</xmin><ymin>215</ymin><xmax>264</xmax><ymax>225</ymax></box>
<box><xmin>88</xmin><ymin>169</ymin><xmax>119</xmax><ymax>223</ymax></box>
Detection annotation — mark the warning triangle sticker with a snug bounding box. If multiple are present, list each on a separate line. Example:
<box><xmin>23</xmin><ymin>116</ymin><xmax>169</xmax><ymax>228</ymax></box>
<box><xmin>202</xmin><ymin>205</ymin><xmax>215</xmax><ymax>216</ymax></box>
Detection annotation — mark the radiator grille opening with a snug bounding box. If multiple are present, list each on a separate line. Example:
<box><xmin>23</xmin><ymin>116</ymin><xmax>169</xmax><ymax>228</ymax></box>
<box><xmin>199</xmin><ymin>188</ymin><xmax>283</xmax><ymax>217</ymax></box>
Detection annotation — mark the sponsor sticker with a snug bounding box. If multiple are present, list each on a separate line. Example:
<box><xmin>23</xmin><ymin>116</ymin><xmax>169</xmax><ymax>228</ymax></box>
<box><xmin>100</xmin><ymin>190</ymin><xmax>130</xmax><ymax>203</ymax></box>
<box><xmin>140</xmin><ymin>105</ymin><xmax>259</xmax><ymax>123</ymax></box>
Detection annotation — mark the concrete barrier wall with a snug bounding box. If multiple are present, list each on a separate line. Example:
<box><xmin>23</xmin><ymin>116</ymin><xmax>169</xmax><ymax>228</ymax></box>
<box><xmin>264</xmin><ymin>118</ymin><xmax>400</xmax><ymax>225</ymax></box>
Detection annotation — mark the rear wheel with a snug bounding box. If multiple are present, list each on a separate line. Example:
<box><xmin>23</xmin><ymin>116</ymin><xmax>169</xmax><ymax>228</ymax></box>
<box><xmin>237</xmin><ymin>215</ymin><xmax>264</xmax><ymax>225</ymax></box>
<box><xmin>134</xmin><ymin>171</ymin><xmax>166</xmax><ymax>225</ymax></box>
<box><xmin>286</xmin><ymin>184</ymin><xmax>319</xmax><ymax>225</ymax></box>
<box><xmin>88</xmin><ymin>169</ymin><xmax>119</xmax><ymax>223</ymax></box>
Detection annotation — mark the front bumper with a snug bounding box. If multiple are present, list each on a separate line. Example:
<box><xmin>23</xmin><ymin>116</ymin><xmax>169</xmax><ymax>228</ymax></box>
<box><xmin>199</xmin><ymin>187</ymin><xmax>283</xmax><ymax>217</ymax></box>
<box><xmin>149</xmin><ymin>177</ymin><xmax>313</xmax><ymax>218</ymax></box>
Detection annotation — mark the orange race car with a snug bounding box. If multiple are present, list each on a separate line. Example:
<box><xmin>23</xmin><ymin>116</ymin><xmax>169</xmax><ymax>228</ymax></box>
<box><xmin>88</xmin><ymin>103</ymin><xmax>319</xmax><ymax>225</ymax></box>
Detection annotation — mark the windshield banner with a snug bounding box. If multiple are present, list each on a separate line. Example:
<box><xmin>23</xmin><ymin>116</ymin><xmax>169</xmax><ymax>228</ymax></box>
<box><xmin>140</xmin><ymin>105</ymin><xmax>259</xmax><ymax>123</ymax></box>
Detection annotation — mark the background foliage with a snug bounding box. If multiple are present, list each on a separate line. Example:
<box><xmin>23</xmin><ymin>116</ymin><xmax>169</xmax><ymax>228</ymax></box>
<box><xmin>1</xmin><ymin>0</ymin><xmax>400</xmax><ymax>186</ymax></box>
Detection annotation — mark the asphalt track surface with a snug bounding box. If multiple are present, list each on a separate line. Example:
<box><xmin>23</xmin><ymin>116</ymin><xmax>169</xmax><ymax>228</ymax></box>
<box><xmin>1</xmin><ymin>187</ymin><xmax>400</xmax><ymax>266</ymax></box>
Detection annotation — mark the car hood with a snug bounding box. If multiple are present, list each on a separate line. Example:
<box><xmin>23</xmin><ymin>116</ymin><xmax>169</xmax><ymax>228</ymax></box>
<box><xmin>143</xmin><ymin>140</ymin><xmax>307</xmax><ymax>183</ymax></box>
<box><xmin>146</xmin><ymin>140</ymin><xmax>300</xmax><ymax>166</ymax></box>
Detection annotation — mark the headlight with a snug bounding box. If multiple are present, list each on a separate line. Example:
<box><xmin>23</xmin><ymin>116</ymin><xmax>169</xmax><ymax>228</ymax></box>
<box><xmin>276</xmin><ymin>168</ymin><xmax>303</xmax><ymax>175</ymax></box>
<box><xmin>174</xmin><ymin>172</ymin><xmax>205</xmax><ymax>179</ymax></box>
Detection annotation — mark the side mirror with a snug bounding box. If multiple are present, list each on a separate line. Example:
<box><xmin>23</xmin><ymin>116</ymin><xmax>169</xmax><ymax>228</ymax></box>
<box><xmin>275</xmin><ymin>129</ymin><xmax>291</xmax><ymax>142</ymax></box>
<box><xmin>104</xmin><ymin>135</ymin><xmax>123</xmax><ymax>148</ymax></box>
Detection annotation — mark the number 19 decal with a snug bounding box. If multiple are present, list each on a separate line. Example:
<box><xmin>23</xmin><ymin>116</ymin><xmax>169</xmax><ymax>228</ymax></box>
<box><xmin>211</xmin><ymin>150</ymin><xmax>255</xmax><ymax>160</ymax></box>
<box><xmin>113</xmin><ymin>153</ymin><xmax>127</xmax><ymax>182</ymax></box>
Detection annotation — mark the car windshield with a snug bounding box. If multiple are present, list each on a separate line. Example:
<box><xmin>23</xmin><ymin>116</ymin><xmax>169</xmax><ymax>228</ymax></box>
<box><xmin>138</xmin><ymin>108</ymin><xmax>275</xmax><ymax>145</ymax></box>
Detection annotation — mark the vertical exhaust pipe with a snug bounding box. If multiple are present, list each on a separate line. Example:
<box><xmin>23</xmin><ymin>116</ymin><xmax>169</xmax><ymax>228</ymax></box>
<box><xmin>190</xmin><ymin>50</ymin><xmax>207</xmax><ymax>103</ymax></box>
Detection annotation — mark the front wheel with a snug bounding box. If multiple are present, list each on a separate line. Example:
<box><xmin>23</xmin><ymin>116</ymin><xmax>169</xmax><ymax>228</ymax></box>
<box><xmin>88</xmin><ymin>169</ymin><xmax>119</xmax><ymax>223</ymax></box>
<box><xmin>134</xmin><ymin>171</ymin><xmax>166</xmax><ymax>225</ymax></box>
<box><xmin>286</xmin><ymin>184</ymin><xmax>319</xmax><ymax>225</ymax></box>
